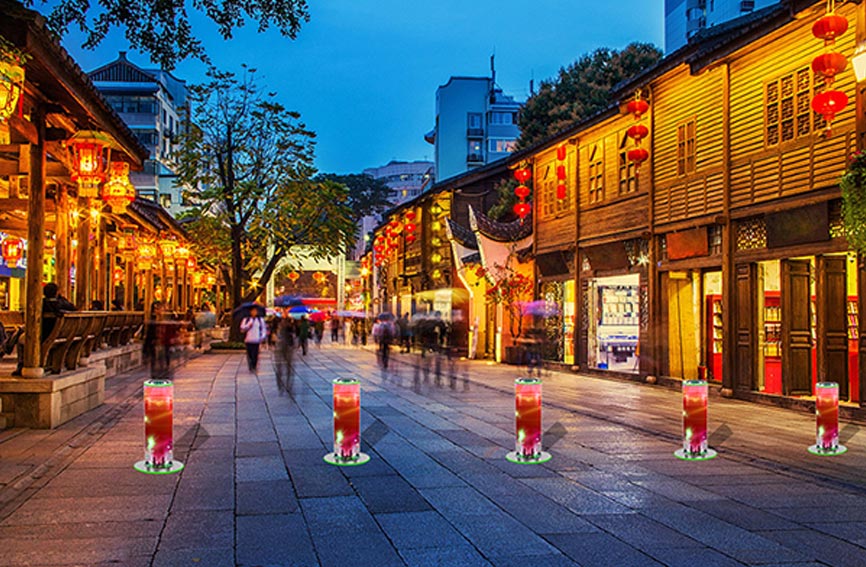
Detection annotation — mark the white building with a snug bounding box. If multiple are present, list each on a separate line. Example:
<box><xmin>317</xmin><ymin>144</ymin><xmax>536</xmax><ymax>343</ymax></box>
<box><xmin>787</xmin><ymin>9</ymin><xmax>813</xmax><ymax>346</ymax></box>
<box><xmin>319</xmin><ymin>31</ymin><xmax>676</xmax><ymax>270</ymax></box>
<box><xmin>425</xmin><ymin>73</ymin><xmax>522</xmax><ymax>182</ymax></box>
<box><xmin>89</xmin><ymin>52</ymin><xmax>190</xmax><ymax>216</ymax></box>
<box><xmin>665</xmin><ymin>0</ymin><xmax>779</xmax><ymax>53</ymax></box>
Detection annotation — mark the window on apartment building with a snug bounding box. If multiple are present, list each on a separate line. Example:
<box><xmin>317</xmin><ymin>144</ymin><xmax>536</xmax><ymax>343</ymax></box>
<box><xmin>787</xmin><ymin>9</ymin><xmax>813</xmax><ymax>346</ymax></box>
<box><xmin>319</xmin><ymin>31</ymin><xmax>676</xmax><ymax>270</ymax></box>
<box><xmin>159</xmin><ymin>193</ymin><xmax>172</xmax><ymax>208</ymax></box>
<box><xmin>467</xmin><ymin>113</ymin><xmax>483</xmax><ymax>129</ymax></box>
<box><xmin>765</xmin><ymin>67</ymin><xmax>819</xmax><ymax>146</ymax></box>
<box><xmin>588</xmin><ymin>145</ymin><xmax>604</xmax><ymax>204</ymax></box>
<box><xmin>618</xmin><ymin>133</ymin><xmax>637</xmax><ymax>195</ymax></box>
<box><xmin>468</xmin><ymin>140</ymin><xmax>483</xmax><ymax>162</ymax></box>
<box><xmin>489</xmin><ymin>139</ymin><xmax>517</xmax><ymax>153</ymax></box>
<box><xmin>104</xmin><ymin>95</ymin><xmax>157</xmax><ymax>114</ymax></box>
<box><xmin>489</xmin><ymin>112</ymin><xmax>515</xmax><ymax>125</ymax></box>
<box><xmin>676</xmin><ymin>118</ymin><xmax>696</xmax><ymax>176</ymax></box>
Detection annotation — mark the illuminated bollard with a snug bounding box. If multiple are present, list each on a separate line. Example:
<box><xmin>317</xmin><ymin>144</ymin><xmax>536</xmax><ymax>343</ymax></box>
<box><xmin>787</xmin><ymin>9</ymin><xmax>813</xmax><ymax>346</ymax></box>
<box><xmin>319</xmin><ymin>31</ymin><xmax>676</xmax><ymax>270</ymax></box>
<box><xmin>134</xmin><ymin>379</ymin><xmax>184</xmax><ymax>474</ymax></box>
<box><xmin>506</xmin><ymin>378</ymin><xmax>551</xmax><ymax>464</ymax></box>
<box><xmin>324</xmin><ymin>378</ymin><xmax>371</xmax><ymax>466</ymax></box>
<box><xmin>808</xmin><ymin>382</ymin><xmax>848</xmax><ymax>456</ymax></box>
<box><xmin>674</xmin><ymin>380</ymin><xmax>717</xmax><ymax>461</ymax></box>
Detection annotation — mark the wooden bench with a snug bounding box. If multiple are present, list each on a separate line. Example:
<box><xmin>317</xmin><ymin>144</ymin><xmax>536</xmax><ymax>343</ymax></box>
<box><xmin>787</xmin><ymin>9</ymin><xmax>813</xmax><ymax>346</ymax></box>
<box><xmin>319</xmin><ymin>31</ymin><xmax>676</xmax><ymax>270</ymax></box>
<box><xmin>0</xmin><ymin>311</ymin><xmax>25</xmax><ymax>357</ymax></box>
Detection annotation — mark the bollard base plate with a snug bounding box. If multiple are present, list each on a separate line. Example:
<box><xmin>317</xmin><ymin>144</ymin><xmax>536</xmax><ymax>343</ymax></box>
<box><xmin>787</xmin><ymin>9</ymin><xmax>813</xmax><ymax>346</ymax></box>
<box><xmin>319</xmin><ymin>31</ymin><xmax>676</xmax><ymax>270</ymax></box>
<box><xmin>133</xmin><ymin>460</ymin><xmax>185</xmax><ymax>475</ymax></box>
<box><xmin>323</xmin><ymin>452</ymin><xmax>371</xmax><ymax>466</ymax></box>
<box><xmin>505</xmin><ymin>451</ymin><xmax>552</xmax><ymax>465</ymax></box>
<box><xmin>807</xmin><ymin>444</ymin><xmax>848</xmax><ymax>456</ymax></box>
<box><xmin>674</xmin><ymin>448</ymin><xmax>718</xmax><ymax>461</ymax></box>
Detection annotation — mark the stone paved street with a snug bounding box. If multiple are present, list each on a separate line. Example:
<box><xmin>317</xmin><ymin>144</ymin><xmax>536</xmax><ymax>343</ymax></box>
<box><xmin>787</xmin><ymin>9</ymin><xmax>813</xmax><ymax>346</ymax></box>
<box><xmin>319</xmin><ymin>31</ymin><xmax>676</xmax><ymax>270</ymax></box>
<box><xmin>2</xmin><ymin>346</ymin><xmax>866</xmax><ymax>566</ymax></box>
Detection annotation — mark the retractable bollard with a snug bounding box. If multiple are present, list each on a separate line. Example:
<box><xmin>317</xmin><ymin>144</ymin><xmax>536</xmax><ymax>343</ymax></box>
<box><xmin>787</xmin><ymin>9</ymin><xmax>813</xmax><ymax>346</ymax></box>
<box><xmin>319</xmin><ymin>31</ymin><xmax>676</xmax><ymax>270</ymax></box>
<box><xmin>808</xmin><ymin>382</ymin><xmax>847</xmax><ymax>456</ymax></box>
<box><xmin>324</xmin><ymin>378</ymin><xmax>370</xmax><ymax>466</ymax></box>
<box><xmin>134</xmin><ymin>379</ymin><xmax>184</xmax><ymax>474</ymax></box>
<box><xmin>506</xmin><ymin>378</ymin><xmax>551</xmax><ymax>464</ymax></box>
<box><xmin>674</xmin><ymin>380</ymin><xmax>717</xmax><ymax>461</ymax></box>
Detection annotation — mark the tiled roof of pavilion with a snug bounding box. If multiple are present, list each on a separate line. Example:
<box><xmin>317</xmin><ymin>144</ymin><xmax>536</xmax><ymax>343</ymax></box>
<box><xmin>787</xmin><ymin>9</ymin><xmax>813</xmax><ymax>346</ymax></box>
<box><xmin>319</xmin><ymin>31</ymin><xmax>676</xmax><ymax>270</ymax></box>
<box><xmin>446</xmin><ymin>218</ymin><xmax>478</xmax><ymax>250</ymax></box>
<box><xmin>470</xmin><ymin>208</ymin><xmax>532</xmax><ymax>243</ymax></box>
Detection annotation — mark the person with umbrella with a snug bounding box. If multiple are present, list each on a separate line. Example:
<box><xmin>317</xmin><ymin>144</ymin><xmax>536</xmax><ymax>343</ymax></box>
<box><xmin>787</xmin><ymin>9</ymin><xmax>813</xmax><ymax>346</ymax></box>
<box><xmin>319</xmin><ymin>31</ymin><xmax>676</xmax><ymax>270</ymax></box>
<box><xmin>240</xmin><ymin>306</ymin><xmax>268</xmax><ymax>373</ymax></box>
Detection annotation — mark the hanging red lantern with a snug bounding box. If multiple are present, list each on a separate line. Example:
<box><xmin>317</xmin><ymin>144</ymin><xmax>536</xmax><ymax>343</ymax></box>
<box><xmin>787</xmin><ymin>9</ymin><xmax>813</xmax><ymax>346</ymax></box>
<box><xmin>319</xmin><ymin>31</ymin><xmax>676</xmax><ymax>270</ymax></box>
<box><xmin>158</xmin><ymin>237</ymin><xmax>177</xmax><ymax>258</ymax></box>
<box><xmin>513</xmin><ymin>167</ymin><xmax>531</xmax><ymax>184</ymax></box>
<box><xmin>68</xmin><ymin>132</ymin><xmax>114</xmax><ymax>199</ymax></box>
<box><xmin>187</xmin><ymin>256</ymin><xmax>197</xmax><ymax>271</ymax></box>
<box><xmin>812</xmin><ymin>52</ymin><xmax>848</xmax><ymax>80</ymax></box>
<box><xmin>513</xmin><ymin>202</ymin><xmax>531</xmax><ymax>220</ymax></box>
<box><xmin>556</xmin><ymin>165</ymin><xmax>567</xmax><ymax>181</ymax></box>
<box><xmin>813</xmin><ymin>12</ymin><xmax>848</xmax><ymax>44</ymax></box>
<box><xmin>627</xmin><ymin>148</ymin><xmax>650</xmax><ymax>164</ymax></box>
<box><xmin>514</xmin><ymin>185</ymin><xmax>530</xmax><ymax>200</ymax></box>
<box><xmin>556</xmin><ymin>183</ymin><xmax>567</xmax><ymax>200</ymax></box>
<box><xmin>405</xmin><ymin>222</ymin><xmax>416</xmax><ymax>233</ymax></box>
<box><xmin>113</xmin><ymin>266</ymin><xmax>124</xmax><ymax>284</ymax></box>
<box><xmin>374</xmin><ymin>244</ymin><xmax>385</xmax><ymax>254</ymax></box>
<box><xmin>406</xmin><ymin>234</ymin><xmax>417</xmax><ymax>244</ymax></box>
<box><xmin>812</xmin><ymin>89</ymin><xmax>848</xmax><ymax>122</ymax></box>
<box><xmin>137</xmin><ymin>242</ymin><xmax>157</xmax><ymax>270</ymax></box>
<box><xmin>287</xmin><ymin>271</ymin><xmax>300</xmax><ymax>283</ymax></box>
<box><xmin>556</xmin><ymin>145</ymin><xmax>567</xmax><ymax>161</ymax></box>
<box><xmin>405</xmin><ymin>211</ymin><xmax>416</xmax><ymax>222</ymax></box>
<box><xmin>626</xmin><ymin>98</ymin><xmax>649</xmax><ymax>119</ymax></box>
<box><xmin>627</xmin><ymin>124</ymin><xmax>649</xmax><ymax>143</ymax></box>
<box><xmin>102</xmin><ymin>161</ymin><xmax>135</xmax><ymax>213</ymax></box>
<box><xmin>1</xmin><ymin>236</ymin><xmax>24</xmax><ymax>268</ymax></box>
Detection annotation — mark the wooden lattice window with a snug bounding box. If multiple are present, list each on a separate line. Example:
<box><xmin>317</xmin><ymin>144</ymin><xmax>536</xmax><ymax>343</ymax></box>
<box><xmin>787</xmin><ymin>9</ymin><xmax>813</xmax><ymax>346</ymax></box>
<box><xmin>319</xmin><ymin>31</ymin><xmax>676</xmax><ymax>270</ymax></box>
<box><xmin>765</xmin><ymin>68</ymin><xmax>820</xmax><ymax>146</ymax></box>
<box><xmin>618</xmin><ymin>133</ymin><xmax>636</xmax><ymax>195</ymax></box>
<box><xmin>588</xmin><ymin>145</ymin><xmax>604</xmax><ymax>204</ymax></box>
<box><xmin>736</xmin><ymin>217</ymin><xmax>767</xmax><ymax>250</ymax></box>
<box><xmin>677</xmin><ymin>118</ymin><xmax>696</xmax><ymax>175</ymax></box>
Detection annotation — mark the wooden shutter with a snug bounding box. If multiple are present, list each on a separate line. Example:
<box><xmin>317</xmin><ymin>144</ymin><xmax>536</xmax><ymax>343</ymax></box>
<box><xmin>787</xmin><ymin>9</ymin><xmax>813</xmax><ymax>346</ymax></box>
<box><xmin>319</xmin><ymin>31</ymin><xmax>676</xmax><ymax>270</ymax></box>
<box><xmin>817</xmin><ymin>256</ymin><xmax>849</xmax><ymax>399</ymax></box>
<box><xmin>782</xmin><ymin>259</ymin><xmax>813</xmax><ymax>396</ymax></box>
<box><xmin>734</xmin><ymin>263</ymin><xmax>757</xmax><ymax>391</ymax></box>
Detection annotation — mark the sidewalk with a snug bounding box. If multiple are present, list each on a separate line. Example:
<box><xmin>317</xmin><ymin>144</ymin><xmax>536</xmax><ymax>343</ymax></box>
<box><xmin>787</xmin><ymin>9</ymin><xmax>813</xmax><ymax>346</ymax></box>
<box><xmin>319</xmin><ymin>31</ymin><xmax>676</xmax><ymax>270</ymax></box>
<box><xmin>0</xmin><ymin>345</ymin><xmax>864</xmax><ymax>566</ymax></box>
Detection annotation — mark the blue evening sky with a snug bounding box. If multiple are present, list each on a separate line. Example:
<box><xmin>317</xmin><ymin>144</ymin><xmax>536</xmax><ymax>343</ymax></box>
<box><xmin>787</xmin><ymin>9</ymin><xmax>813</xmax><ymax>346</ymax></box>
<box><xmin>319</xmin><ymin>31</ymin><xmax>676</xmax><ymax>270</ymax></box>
<box><xmin>61</xmin><ymin>1</ymin><xmax>664</xmax><ymax>174</ymax></box>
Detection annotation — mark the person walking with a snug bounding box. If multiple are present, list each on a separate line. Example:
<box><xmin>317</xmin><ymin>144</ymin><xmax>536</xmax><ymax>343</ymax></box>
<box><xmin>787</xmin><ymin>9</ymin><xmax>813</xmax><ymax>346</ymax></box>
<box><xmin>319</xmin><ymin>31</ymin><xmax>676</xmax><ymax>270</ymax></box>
<box><xmin>274</xmin><ymin>314</ymin><xmax>297</xmax><ymax>395</ymax></box>
<box><xmin>240</xmin><ymin>306</ymin><xmax>268</xmax><ymax>373</ymax></box>
<box><xmin>330</xmin><ymin>314</ymin><xmax>340</xmax><ymax>343</ymax></box>
<box><xmin>298</xmin><ymin>315</ymin><xmax>310</xmax><ymax>356</ymax></box>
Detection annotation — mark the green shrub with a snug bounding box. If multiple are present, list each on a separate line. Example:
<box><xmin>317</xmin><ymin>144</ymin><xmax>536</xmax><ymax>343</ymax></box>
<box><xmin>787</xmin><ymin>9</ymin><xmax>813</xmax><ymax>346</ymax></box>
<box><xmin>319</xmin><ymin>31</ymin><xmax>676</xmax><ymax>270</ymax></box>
<box><xmin>209</xmin><ymin>341</ymin><xmax>246</xmax><ymax>350</ymax></box>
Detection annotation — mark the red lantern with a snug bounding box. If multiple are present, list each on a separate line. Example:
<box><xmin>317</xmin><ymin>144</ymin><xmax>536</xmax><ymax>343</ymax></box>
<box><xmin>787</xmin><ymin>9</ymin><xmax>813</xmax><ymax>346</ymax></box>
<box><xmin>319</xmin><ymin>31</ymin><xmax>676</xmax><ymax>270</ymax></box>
<box><xmin>513</xmin><ymin>167</ymin><xmax>531</xmax><ymax>184</ymax></box>
<box><xmin>68</xmin><ymin>133</ymin><xmax>113</xmax><ymax>199</ymax></box>
<box><xmin>113</xmin><ymin>266</ymin><xmax>124</xmax><ymax>284</ymax></box>
<box><xmin>1</xmin><ymin>236</ymin><xmax>24</xmax><ymax>268</ymax></box>
<box><xmin>556</xmin><ymin>165</ymin><xmax>566</xmax><ymax>180</ymax></box>
<box><xmin>627</xmin><ymin>124</ymin><xmax>649</xmax><ymax>143</ymax></box>
<box><xmin>627</xmin><ymin>98</ymin><xmax>649</xmax><ymax>119</ymax></box>
<box><xmin>389</xmin><ymin>220</ymin><xmax>402</xmax><ymax>235</ymax></box>
<box><xmin>405</xmin><ymin>222</ymin><xmax>416</xmax><ymax>234</ymax></box>
<box><xmin>374</xmin><ymin>244</ymin><xmax>385</xmax><ymax>254</ymax></box>
<box><xmin>813</xmin><ymin>13</ymin><xmax>848</xmax><ymax>44</ymax></box>
<box><xmin>187</xmin><ymin>256</ymin><xmax>197</xmax><ymax>271</ymax></box>
<box><xmin>406</xmin><ymin>234</ymin><xmax>416</xmax><ymax>244</ymax></box>
<box><xmin>627</xmin><ymin>147</ymin><xmax>650</xmax><ymax>164</ymax></box>
<box><xmin>556</xmin><ymin>183</ymin><xmax>567</xmax><ymax>200</ymax></box>
<box><xmin>514</xmin><ymin>184</ymin><xmax>530</xmax><ymax>200</ymax></box>
<box><xmin>812</xmin><ymin>89</ymin><xmax>848</xmax><ymax>121</ymax></box>
<box><xmin>513</xmin><ymin>202</ymin><xmax>531</xmax><ymax>220</ymax></box>
<box><xmin>102</xmin><ymin>162</ymin><xmax>135</xmax><ymax>213</ymax></box>
<box><xmin>556</xmin><ymin>145</ymin><xmax>567</xmax><ymax>161</ymax></box>
<box><xmin>812</xmin><ymin>52</ymin><xmax>848</xmax><ymax>80</ymax></box>
<box><xmin>287</xmin><ymin>271</ymin><xmax>300</xmax><ymax>283</ymax></box>
<box><xmin>405</xmin><ymin>211</ymin><xmax>416</xmax><ymax>222</ymax></box>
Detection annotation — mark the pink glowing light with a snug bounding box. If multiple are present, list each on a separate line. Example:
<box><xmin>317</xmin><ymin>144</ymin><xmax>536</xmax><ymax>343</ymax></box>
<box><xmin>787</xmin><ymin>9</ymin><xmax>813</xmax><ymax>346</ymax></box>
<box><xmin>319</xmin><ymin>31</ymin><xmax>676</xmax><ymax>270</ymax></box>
<box><xmin>515</xmin><ymin>378</ymin><xmax>543</xmax><ymax>459</ymax></box>
<box><xmin>816</xmin><ymin>382</ymin><xmax>840</xmax><ymax>451</ymax></box>
<box><xmin>682</xmin><ymin>380</ymin><xmax>708</xmax><ymax>456</ymax></box>
<box><xmin>333</xmin><ymin>379</ymin><xmax>361</xmax><ymax>460</ymax></box>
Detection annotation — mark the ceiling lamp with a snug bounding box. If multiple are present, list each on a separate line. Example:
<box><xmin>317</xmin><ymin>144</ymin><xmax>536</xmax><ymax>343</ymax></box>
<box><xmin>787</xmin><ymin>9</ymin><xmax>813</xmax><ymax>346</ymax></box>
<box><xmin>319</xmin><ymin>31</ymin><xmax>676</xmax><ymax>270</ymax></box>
<box><xmin>1</xmin><ymin>236</ymin><xmax>24</xmax><ymax>268</ymax></box>
<box><xmin>68</xmin><ymin>131</ymin><xmax>115</xmax><ymax>199</ymax></box>
<box><xmin>102</xmin><ymin>162</ymin><xmax>135</xmax><ymax>213</ymax></box>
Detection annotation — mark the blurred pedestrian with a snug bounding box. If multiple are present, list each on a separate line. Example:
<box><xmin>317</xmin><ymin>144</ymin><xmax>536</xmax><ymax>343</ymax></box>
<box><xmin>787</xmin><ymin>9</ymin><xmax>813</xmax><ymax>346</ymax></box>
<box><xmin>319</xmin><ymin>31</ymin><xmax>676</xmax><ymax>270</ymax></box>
<box><xmin>330</xmin><ymin>314</ymin><xmax>340</xmax><ymax>343</ymax></box>
<box><xmin>398</xmin><ymin>313</ymin><xmax>411</xmax><ymax>353</ymax></box>
<box><xmin>274</xmin><ymin>314</ymin><xmax>296</xmax><ymax>395</ymax></box>
<box><xmin>298</xmin><ymin>315</ymin><xmax>310</xmax><ymax>355</ymax></box>
<box><xmin>240</xmin><ymin>306</ymin><xmax>268</xmax><ymax>373</ymax></box>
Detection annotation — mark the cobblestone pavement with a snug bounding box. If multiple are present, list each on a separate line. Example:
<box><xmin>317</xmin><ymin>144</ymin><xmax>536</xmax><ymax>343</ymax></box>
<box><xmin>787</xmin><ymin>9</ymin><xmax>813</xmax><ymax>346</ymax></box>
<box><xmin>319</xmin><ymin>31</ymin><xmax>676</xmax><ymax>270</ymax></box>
<box><xmin>1</xmin><ymin>345</ymin><xmax>866</xmax><ymax>566</ymax></box>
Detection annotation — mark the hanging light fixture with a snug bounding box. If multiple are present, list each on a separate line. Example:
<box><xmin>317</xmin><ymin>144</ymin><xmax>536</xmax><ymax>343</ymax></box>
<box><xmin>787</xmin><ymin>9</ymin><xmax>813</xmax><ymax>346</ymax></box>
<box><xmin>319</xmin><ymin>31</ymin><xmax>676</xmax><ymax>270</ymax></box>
<box><xmin>68</xmin><ymin>131</ymin><xmax>115</xmax><ymax>199</ymax></box>
<box><xmin>158</xmin><ymin>236</ymin><xmax>177</xmax><ymax>259</ymax></box>
<box><xmin>138</xmin><ymin>242</ymin><xmax>157</xmax><ymax>270</ymax></box>
<box><xmin>404</xmin><ymin>210</ymin><xmax>417</xmax><ymax>244</ymax></box>
<box><xmin>102</xmin><ymin>162</ymin><xmax>136</xmax><ymax>213</ymax></box>
<box><xmin>512</xmin><ymin>165</ymin><xmax>532</xmax><ymax>222</ymax></box>
<box><xmin>1</xmin><ymin>236</ymin><xmax>24</xmax><ymax>268</ymax></box>
<box><xmin>287</xmin><ymin>270</ymin><xmax>300</xmax><ymax>284</ymax></box>
<box><xmin>626</xmin><ymin>90</ymin><xmax>650</xmax><ymax>174</ymax></box>
<box><xmin>555</xmin><ymin>146</ymin><xmax>567</xmax><ymax>200</ymax></box>
<box><xmin>173</xmin><ymin>245</ymin><xmax>190</xmax><ymax>261</ymax></box>
<box><xmin>811</xmin><ymin>0</ymin><xmax>849</xmax><ymax>136</ymax></box>
<box><xmin>0</xmin><ymin>54</ymin><xmax>24</xmax><ymax>123</ymax></box>
<box><xmin>186</xmin><ymin>256</ymin><xmax>197</xmax><ymax>271</ymax></box>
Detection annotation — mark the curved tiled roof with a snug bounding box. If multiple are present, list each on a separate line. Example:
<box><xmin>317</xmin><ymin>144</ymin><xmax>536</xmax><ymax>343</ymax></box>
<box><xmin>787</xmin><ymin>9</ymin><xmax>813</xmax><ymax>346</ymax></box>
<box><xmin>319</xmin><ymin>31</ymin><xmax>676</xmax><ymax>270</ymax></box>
<box><xmin>469</xmin><ymin>207</ymin><xmax>532</xmax><ymax>243</ymax></box>
<box><xmin>446</xmin><ymin>218</ymin><xmax>478</xmax><ymax>250</ymax></box>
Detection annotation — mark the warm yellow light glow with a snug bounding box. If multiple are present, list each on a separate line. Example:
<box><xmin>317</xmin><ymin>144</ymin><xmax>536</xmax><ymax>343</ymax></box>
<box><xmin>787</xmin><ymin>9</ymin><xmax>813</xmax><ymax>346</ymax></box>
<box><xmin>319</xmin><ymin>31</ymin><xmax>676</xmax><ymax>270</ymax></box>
<box><xmin>854</xmin><ymin>42</ymin><xmax>866</xmax><ymax>82</ymax></box>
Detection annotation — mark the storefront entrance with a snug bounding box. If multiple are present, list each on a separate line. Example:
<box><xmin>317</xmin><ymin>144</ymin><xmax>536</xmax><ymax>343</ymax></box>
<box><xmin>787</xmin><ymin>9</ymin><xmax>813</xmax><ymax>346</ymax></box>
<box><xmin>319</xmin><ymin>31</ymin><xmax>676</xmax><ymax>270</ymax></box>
<box><xmin>663</xmin><ymin>270</ymin><xmax>723</xmax><ymax>382</ymax></box>
<box><xmin>735</xmin><ymin>254</ymin><xmax>859</xmax><ymax>401</ymax></box>
<box><xmin>587</xmin><ymin>274</ymin><xmax>640</xmax><ymax>373</ymax></box>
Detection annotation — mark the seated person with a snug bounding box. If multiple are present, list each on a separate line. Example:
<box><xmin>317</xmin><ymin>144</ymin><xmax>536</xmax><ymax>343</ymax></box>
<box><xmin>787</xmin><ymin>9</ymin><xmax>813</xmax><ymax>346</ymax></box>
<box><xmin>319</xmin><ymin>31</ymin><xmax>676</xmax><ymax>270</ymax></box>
<box><xmin>13</xmin><ymin>283</ymin><xmax>76</xmax><ymax>375</ymax></box>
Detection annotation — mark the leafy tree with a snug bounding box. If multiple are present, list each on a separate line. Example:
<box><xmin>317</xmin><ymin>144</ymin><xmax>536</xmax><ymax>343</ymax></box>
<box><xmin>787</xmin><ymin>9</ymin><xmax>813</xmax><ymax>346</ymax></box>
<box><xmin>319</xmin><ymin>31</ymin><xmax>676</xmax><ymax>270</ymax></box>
<box><xmin>176</xmin><ymin>67</ymin><xmax>356</xmax><ymax>335</ymax></box>
<box><xmin>842</xmin><ymin>151</ymin><xmax>866</xmax><ymax>255</ymax></box>
<box><xmin>481</xmin><ymin>261</ymin><xmax>533</xmax><ymax>340</ymax></box>
<box><xmin>316</xmin><ymin>173</ymin><xmax>393</xmax><ymax>223</ymax></box>
<box><xmin>25</xmin><ymin>0</ymin><xmax>309</xmax><ymax>69</ymax></box>
<box><xmin>487</xmin><ymin>178</ymin><xmax>520</xmax><ymax>222</ymax></box>
<box><xmin>517</xmin><ymin>42</ymin><xmax>663</xmax><ymax>148</ymax></box>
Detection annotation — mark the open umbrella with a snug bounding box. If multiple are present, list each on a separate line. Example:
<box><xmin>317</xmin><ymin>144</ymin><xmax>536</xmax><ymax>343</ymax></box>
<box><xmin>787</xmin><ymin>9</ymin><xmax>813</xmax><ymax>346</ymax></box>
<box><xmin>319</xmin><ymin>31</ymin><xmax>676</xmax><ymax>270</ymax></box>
<box><xmin>376</xmin><ymin>312</ymin><xmax>396</xmax><ymax>322</ymax></box>
<box><xmin>336</xmin><ymin>310</ymin><xmax>366</xmax><ymax>318</ymax></box>
<box><xmin>288</xmin><ymin>305</ymin><xmax>313</xmax><ymax>319</ymax></box>
<box><xmin>232</xmin><ymin>302</ymin><xmax>266</xmax><ymax>318</ymax></box>
<box><xmin>310</xmin><ymin>311</ymin><xmax>328</xmax><ymax>323</ymax></box>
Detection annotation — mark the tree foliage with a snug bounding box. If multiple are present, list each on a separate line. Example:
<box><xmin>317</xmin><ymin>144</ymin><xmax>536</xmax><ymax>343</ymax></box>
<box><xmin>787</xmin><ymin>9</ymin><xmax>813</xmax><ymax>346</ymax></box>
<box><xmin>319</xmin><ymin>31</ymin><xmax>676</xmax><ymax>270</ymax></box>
<box><xmin>176</xmin><ymin>67</ymin><xmax>356</xmax><ymax>319</ymax></box>
<box><xmin>316</xmin><ymin>173</ymin><xmax>393</xmax><ymax>223</ymax></box>
<box><xmin>842</xmin><ymin>151</ymin><xmax>866</xmax><ymax>256</ymax></box>
<box><xmin>480</xmin><ymin>261</ymin><xmax>533</xmax><ymax>340</ymax></box>
<box><xmin>517</xmin><ymin>42</ymin><xmax>663</xmax><ymax>148</ymax></box>
<box><xmin>25</xmin><ymin>0</ymin><xmax>309</xmax><ymax>69</ymax></box>
<box><xmin>486</xmin><ymin>178</ymin><xmax>520</xmax><ymax>222</ymax></box>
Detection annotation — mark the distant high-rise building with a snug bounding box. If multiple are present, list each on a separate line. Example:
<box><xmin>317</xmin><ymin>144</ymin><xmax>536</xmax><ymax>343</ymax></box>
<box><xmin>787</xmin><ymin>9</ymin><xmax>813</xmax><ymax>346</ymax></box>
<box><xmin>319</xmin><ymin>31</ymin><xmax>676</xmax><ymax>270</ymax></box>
<box><xmin>424</xmin><ymin>66</ymin><xmax>523</xmax><ymax>182</ymax></box>
<box><xmin>89</xmin><ymin>52</ymin><xmax>190</xmax><ymax>216</ymax></box>
<box><xmin>351</xmin><ymin>160</ymin><xmax>433</xmax><ymax>260</ymax></box>
<box><xmin>665</xmin><ymin>0</ymin><xmax>778</xmax><ymax>53</ymax></box>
